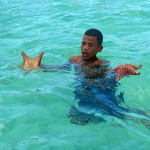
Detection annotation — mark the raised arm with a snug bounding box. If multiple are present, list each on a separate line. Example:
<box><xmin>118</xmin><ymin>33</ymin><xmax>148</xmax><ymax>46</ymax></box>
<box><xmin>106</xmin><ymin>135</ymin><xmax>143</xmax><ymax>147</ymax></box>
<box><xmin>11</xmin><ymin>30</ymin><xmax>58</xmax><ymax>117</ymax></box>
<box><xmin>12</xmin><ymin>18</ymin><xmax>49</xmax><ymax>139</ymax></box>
<box><xmin>20</xmin><ymin>52</ymin><xmax>72</xmax><ymax>72</ymax></box>
<box><xmin>43</xmin><ymin>61</ymin><xmax>72</xmax><ymax>72</ymax></box>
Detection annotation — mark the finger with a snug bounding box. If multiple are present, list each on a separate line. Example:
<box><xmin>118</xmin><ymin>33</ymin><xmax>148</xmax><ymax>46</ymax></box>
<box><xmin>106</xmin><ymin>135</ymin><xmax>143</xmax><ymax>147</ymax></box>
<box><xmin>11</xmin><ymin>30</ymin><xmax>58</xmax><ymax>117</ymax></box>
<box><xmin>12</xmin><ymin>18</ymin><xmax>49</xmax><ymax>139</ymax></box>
<box><xmin>126</xmin><ymin>64</ymin><xmax>142</xmax><ymax>70</ymax></box>
<box><xmin>126</xmin><ymin>66</ymin><xmax>140</xmax><ymax>75</ymax></box>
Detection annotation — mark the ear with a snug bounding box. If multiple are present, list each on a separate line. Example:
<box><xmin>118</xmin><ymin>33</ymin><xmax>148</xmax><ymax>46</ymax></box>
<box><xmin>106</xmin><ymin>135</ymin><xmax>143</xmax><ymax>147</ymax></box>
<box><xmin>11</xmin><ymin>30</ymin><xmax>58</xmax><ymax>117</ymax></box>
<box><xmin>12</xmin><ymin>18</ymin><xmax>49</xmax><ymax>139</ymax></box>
<box><xmin>98</xmin><ymin>45</ymin><xmax>103</xmax><ymax>52</ymax></box>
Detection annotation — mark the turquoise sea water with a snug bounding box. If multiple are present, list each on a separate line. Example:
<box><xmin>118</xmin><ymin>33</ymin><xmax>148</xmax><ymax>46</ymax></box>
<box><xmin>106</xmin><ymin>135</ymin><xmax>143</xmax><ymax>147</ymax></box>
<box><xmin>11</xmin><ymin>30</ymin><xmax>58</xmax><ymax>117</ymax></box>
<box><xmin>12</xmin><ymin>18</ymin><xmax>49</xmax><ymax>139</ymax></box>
<box><xmin>0</xmin><ymin>0</ymin><xmax>150</xmax><ymax>149</ymax></box>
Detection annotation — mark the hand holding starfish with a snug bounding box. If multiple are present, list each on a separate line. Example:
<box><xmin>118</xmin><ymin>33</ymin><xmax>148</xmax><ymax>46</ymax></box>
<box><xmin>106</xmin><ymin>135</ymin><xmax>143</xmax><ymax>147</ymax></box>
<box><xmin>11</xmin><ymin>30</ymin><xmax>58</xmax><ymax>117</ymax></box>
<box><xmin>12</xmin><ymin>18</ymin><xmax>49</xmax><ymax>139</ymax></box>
<box><xmin>21</xmin><ymin>52</ymin><xmax>44</xmax><ymax>71</ymax></box>
<box><xmin>113</xmin><ymin>64</ymin><xmax>142</xmax><ymax>81</ymax></box>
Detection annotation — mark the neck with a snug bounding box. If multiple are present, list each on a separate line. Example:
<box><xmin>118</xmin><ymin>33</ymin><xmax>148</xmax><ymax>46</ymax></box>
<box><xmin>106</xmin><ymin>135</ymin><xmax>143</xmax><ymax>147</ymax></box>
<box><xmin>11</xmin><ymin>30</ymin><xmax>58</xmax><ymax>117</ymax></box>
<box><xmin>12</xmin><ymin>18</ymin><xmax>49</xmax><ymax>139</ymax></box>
<box><xmin>82</xmin><ymin>56</ymin><xmax>98</xmax><ymax>64</ymax></box>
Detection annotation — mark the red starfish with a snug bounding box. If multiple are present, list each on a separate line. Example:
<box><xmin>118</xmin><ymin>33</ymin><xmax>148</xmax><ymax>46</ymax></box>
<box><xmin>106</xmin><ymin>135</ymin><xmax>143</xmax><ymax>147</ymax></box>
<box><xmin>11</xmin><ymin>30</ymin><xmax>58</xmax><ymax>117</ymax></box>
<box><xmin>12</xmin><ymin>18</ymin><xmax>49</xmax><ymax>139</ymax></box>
<box><xmin>113</xmin><ymin>64</ymin><xmax>142</xmax><ymax>81</ymax></box>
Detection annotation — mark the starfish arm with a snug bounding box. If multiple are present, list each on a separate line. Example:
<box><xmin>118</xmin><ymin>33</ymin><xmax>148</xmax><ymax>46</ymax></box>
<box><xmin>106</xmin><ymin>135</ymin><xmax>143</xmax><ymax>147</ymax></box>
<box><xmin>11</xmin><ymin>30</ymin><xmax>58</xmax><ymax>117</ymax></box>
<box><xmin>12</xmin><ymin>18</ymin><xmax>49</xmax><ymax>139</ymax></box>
<box><xmin>113</xmin><ymin>64</ymin><xmax>141</xmax><ymax>81</ymax></box>
<box><xmin>32</xmin><ymin>52</ymin><xmax>44</xmax><ymax>68</ymax></box>
<box><xmin>21</xmin><ymin>52</ymin><xmax>31</xmax><ymax>69</ymax></box>
<box><xmin>22</xmin><ymin>52</ymin><xmax>30</xmax><ymax>60</ymax></box>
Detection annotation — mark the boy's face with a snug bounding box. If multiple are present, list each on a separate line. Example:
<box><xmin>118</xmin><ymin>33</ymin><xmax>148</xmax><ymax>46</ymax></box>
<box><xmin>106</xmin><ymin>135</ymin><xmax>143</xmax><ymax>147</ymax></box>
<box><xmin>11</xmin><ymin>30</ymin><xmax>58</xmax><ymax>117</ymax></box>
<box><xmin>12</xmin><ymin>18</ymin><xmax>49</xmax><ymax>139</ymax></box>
<box><xmin>81</xmin><ymin>35</ymin><xmax>103</xmax><ymax>61</ymax></box>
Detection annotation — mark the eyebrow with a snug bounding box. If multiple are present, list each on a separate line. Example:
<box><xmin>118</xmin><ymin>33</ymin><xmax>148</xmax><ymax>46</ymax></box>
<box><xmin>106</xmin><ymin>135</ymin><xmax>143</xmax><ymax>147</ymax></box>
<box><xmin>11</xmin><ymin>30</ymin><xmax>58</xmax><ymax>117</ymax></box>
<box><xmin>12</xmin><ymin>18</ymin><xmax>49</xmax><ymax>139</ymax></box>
<box><xmin>88</xmin><ymin>42</ymin><xmax>94</xmax><ymax>45</ymax></box>
<box><xmin>82</xmin><ymin>41</ymin><xmax>94</xmax><ymax>44</ymax></box>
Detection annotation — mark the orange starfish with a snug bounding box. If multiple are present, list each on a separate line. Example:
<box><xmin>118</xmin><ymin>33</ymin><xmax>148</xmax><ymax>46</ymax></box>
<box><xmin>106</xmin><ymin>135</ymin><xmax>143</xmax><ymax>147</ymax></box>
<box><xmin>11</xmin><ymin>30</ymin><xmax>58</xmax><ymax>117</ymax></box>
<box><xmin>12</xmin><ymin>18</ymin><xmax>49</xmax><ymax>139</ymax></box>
<box><xmin>21</xmin><ymin>52</ymin><xmax>44</xmax><ymax>71</ymax></box>
<box><xmin>113</xmin><ymin>64</ymin><xmax>142</xmax><ymax>81</ymax></box>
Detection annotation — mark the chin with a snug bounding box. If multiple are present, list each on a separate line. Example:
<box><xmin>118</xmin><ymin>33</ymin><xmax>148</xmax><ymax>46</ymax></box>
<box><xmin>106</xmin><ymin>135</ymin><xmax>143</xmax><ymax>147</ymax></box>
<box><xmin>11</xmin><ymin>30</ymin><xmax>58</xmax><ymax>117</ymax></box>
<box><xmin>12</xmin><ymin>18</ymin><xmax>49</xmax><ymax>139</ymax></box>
<box><xmin>82</xmin><ymin>57</ymin><xmax>89</xmax><ymax>61</ymax></box>
<box><xmin>82</xmin><ymin>54</ymin><xmax>89</xmax><ymax>59</ymax></box>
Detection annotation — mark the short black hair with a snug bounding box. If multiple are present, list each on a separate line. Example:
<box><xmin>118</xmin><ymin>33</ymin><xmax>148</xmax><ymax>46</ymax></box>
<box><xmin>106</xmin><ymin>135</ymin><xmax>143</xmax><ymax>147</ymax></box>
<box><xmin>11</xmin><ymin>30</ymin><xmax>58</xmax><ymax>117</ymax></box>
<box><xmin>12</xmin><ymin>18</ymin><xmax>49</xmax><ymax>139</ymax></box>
<box><xmin>84</xmin><ymin>29</ymin><xmax>103</xmax><ymax>45</ymax></box>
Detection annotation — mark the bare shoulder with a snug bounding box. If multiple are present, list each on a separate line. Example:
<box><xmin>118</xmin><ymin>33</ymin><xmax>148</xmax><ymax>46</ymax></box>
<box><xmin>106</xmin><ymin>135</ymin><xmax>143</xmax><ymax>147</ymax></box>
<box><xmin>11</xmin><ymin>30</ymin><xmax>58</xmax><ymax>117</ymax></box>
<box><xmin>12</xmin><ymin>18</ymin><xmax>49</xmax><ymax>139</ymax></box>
<box><xmin>69</xmin><ymin>56</ymin><xmax>82</xmax><ymax>64</ymax></box>
<box><xmin>95</xmin><ymin>59</ymin><xmax>109</xmax><ymax>65</ymax></box>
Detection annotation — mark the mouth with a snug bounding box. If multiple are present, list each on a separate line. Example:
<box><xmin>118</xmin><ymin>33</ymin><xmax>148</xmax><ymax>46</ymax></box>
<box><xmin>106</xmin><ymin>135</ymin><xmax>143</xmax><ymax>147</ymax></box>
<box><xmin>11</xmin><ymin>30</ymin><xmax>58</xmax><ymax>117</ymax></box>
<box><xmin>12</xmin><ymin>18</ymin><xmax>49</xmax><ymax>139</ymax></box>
<box><xmin>82</xmin><ymin>52</ymin><xmax>88</xmax><ymax>57</ymax></box>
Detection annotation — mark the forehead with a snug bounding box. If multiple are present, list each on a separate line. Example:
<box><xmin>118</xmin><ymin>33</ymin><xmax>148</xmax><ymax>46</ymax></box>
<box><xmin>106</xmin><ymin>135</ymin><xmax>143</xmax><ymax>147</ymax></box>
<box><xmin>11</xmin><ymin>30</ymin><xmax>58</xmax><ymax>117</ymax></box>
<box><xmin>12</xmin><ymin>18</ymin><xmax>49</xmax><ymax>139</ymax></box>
<box><xmin>82</xmin><ymin>35</ymin><xmax>98</xmax><ymax>44</ymax></box>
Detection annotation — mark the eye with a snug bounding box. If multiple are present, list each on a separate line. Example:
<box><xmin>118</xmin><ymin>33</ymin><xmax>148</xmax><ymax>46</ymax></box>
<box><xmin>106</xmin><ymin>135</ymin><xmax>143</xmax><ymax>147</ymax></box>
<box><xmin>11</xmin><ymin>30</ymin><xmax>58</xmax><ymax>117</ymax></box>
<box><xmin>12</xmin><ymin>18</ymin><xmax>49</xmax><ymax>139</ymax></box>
<box><xmin>82</xmin><ymin>42</ymin><xmax>86</xmax><ymax>45</ymax></box>
<box><xmin>89</xmin><ymin>43</ymin><xmax>94</xmax><ymax>47</ymax></box>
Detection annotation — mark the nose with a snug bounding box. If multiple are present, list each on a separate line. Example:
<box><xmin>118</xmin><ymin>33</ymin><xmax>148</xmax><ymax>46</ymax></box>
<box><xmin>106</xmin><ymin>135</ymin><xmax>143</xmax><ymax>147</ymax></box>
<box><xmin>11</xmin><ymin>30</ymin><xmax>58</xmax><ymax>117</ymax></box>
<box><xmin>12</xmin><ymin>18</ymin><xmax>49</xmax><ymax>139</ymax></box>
<box><xmin>83</xmin><ymin>44</ymin><xmax>88</xmax><ymax>51</ymax></box>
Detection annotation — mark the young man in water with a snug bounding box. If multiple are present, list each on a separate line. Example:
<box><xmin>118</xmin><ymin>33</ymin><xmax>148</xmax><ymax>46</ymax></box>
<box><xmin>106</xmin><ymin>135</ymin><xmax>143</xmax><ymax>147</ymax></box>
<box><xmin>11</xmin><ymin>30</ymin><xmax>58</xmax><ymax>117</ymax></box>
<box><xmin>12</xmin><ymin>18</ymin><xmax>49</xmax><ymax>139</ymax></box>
<box><xmin>66</xmin><ymin>29</ymin><xmax>143</xmax><ymax>124</ymax></box>
<box><xmin>21</xmin><ymin>29</ymin><xmax>149</xmax><ymax>126</ymax></box>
